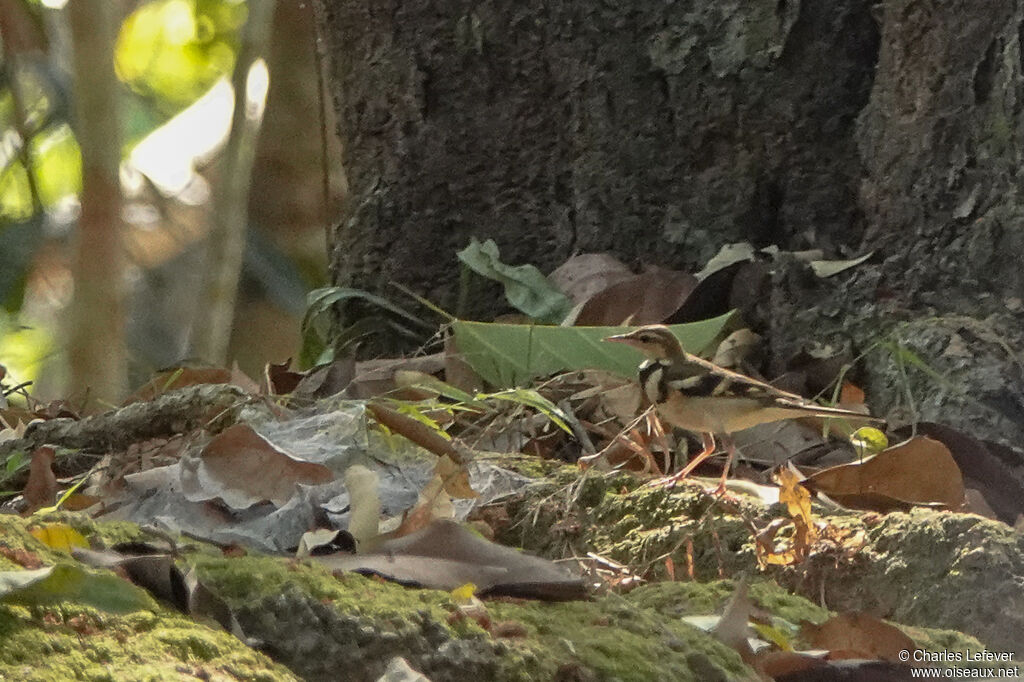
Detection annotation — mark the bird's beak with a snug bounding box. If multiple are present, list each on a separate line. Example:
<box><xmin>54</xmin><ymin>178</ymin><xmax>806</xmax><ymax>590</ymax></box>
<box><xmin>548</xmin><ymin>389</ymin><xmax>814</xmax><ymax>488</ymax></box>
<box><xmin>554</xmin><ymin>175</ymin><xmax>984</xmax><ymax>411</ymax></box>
<box><xmin>603</xmin><ymin>333</ymin><xmax>632</xmax><ymax>345</ymax></box>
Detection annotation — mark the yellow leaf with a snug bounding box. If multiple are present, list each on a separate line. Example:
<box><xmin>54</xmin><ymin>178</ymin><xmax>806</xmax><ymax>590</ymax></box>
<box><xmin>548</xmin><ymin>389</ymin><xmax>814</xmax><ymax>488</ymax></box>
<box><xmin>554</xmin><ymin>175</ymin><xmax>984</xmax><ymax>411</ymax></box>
<box><xmin>849</xmin><ymin>426</ymin><xmax>888</xmax><ymax>456</ymax></box>
<box><xmin>450</xmin><ymin>582</ymin><xmax>477</xmax><ymax>604</ymax></box>
<box><xmin>29</xmin><ymin>523</ymin><xmax>88</xmax><ymax>553</ymax></box>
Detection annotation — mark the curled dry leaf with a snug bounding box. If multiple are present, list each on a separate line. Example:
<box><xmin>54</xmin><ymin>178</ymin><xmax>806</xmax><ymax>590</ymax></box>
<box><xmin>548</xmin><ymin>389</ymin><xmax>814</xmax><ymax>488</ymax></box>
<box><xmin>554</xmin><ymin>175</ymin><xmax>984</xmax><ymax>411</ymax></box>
<box><xmin>435</xmin><ymin>454</ymin><xmax>479</xmax><ymax>499</ymax></box>
<box><xmin>758</xmin><ymin>465</ymin><xmax>816</xmax><ymax>566</ymax></box>
<box><xmin>801</xmin><ymin>612</ymin><xmax>915</xmax><ymax>661</ymax></box>
<box><xmin>802</xmin><ymin>436</ymin><xmax>965</xmax><ymax>512</ymax></box>
<box><xmin>21</xmin><ymin>446</ymin><xmax>57</xmax><ymax>515</ymax></box>
<box><xmin>389</xmin><ymin>474</ymin><xmax>455</xmax><ymax>539</ymax></box>
<box><xmin>184</xmin><ymin>424</ymin><xmax>334</xmax><ymax>509</ymax></box>
<box><xmin>264</xmin><ymin>358</ymin><xmax>303</xmax><ymax>395</ymax></box>
<box><xmin>344</xmin><ymin>465</ymin><xmax>381</xmax><ymax>549</ymax></box>
<box><xmin>366</xmin><ymin>401</ymin><xmax>459</xmax><ymax>460</ymax></box>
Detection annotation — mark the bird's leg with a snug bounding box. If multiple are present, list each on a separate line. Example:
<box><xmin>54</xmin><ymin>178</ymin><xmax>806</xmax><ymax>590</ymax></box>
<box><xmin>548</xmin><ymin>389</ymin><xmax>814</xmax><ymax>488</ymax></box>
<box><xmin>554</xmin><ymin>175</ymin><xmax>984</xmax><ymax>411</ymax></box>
<box><xmin>713</xmin><ymin>435</ymin><xmax>737</xmax><ymax>495</ymax></box>
<box><xmin>647</xmin><ymin>432</ymin><xmax>716</xmax><ymax>488</ymax></box>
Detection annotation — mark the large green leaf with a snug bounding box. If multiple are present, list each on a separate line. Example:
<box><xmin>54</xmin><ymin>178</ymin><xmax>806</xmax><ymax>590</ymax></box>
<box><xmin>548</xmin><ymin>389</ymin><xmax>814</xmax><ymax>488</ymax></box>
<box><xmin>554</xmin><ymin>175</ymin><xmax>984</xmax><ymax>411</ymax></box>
<box><xmin>457</xmin><ymin>238</ymin><xmax>572</xmax><ymax>324</ymax></box>
<box><xmin>0</xmin><ymin>565</ymin><xmax>156</xmax><ymax>613</ymax></box>
<box><xmin>452</xmin><ymin>312</ymin><xmax>735</xmax><ymax>387</ymax></box>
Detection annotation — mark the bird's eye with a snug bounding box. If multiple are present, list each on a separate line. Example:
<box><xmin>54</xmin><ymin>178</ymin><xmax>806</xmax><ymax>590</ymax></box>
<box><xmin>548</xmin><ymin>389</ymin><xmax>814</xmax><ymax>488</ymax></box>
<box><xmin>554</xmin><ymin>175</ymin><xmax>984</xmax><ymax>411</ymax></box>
<box><xmin>638</xmin><ymin>334</ymin><xmax>654</xmax><ymax>343</ymax></box>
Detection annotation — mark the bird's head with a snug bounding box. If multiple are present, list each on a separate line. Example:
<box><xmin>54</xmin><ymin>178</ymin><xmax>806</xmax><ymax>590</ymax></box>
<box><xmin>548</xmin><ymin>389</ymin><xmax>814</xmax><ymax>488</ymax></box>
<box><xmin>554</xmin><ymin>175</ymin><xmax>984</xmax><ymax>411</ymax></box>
<box><xmin>604</xmin><ymin>325</ymin><xmax>685</xmax><ymax>360</ymax></box>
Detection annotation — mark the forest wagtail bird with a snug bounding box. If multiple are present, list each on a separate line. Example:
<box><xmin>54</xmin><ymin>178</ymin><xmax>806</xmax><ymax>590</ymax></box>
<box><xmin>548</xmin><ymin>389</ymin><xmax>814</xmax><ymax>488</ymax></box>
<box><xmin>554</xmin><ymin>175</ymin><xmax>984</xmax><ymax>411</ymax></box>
<box><xmin>605</xmin><ymin>325</ymin><xmax>883</xmax><ymax>491</ymax></box>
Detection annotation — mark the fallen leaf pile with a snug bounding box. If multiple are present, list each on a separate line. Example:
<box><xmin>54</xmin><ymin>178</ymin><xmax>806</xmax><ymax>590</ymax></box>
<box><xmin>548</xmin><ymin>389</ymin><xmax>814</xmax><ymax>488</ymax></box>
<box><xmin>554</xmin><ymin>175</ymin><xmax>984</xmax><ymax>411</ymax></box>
<box><xmin>0</xmin><ymin>242</ymin><xmax>1017</xmax><ymax>679</ymax></box>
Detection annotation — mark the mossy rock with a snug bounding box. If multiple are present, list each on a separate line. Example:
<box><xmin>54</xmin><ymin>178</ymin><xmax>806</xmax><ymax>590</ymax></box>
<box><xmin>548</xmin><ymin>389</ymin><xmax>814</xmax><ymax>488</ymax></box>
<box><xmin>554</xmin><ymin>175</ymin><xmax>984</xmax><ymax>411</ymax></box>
<box><xmin>0</xmin><ymin>495</ymin><xmax>1001</xmax><ymax>681</ymax></box>
<box><xmin>497</xmin><ymin>465</ymin><xmax>1024</xmax><ymax>656</ymax></box>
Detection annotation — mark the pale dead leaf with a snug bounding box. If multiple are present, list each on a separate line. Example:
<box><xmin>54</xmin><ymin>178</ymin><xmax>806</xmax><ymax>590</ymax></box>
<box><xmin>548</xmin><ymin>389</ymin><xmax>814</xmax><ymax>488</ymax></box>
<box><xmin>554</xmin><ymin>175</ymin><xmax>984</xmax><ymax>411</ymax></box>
<box><xmin>711</xmin><ymin>580</ymin><xmax>756</xmax><ymax>662</ymax></box>
<box><xmin>345</xmin><ymin>465</ymin><xmax>381</xmax><ymax>549</ymax></box>
<box><xmin>436</xmin><ymin>455</ymin><xmax>479</xmax><ymax>499</ymax></box>
<box><xmin>711</xmin><ymin>329</ymin><xmax>762</xmax><ymax>369</ymax></box>
<box><xmin>548</xmin><ymin>253</ymin><xmax>633</xmax><ymax>305</ymax></box>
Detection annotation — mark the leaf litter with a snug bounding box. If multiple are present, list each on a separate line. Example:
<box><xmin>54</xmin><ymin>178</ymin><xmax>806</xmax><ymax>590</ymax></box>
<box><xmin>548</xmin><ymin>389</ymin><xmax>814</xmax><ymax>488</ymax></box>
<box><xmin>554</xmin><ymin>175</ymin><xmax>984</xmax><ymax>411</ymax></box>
<box><xmin>0</xmin><ymin>244</ymin><xmax>1016</xmax><ymax>675</ymax></box>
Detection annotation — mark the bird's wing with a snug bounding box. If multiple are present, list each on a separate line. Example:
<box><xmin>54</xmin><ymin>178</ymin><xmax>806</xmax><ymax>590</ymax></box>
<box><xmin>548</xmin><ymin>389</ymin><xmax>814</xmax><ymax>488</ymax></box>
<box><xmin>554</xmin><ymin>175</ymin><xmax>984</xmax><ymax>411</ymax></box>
<box><xmin>666</xmin><ymin>353</ymin><xmax>806</xmax><ymax>403</ymax></box>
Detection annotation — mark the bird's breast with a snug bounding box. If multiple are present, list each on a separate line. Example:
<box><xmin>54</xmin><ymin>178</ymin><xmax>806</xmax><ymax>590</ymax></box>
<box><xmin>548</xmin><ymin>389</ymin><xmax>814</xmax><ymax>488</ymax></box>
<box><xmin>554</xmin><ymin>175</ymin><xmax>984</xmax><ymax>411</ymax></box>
<box><xmin>638</xmin><ymin>360</ymin><xmax>667</xmax><ymax>404</ymax></box>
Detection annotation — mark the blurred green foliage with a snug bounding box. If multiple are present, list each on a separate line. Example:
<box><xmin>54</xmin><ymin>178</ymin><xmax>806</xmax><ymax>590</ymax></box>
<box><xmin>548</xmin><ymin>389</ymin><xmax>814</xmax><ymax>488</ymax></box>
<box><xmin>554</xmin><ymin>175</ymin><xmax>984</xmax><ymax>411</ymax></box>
<box><xmin>0</xmin><ymin>0</ymin><xmax>246</xmax><ymax>383</ymax></box>
<box><xmin>115</xmin><ymin>0</ymin><xmax>245</xmax><ymax>115</ymax></box>
<box><xmin>0</xmin><ymin>0</ymin><xmax>245</xmax><ymax>277</ymax></box>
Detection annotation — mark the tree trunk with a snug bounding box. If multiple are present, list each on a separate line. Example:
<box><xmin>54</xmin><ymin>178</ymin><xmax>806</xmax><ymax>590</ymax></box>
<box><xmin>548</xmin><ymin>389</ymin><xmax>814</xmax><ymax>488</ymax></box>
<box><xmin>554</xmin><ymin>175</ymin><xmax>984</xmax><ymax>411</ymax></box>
<box><xmin>315</xmin><ymin>0</ymin><xmax>1024</xmax><ymax>451</ymax></box>
<box><xmin>315</xmin><ymin>0</ymin><xmax>878</xmax><ymax>315</ymax></box>
<box><xmin>67</xmin><ymin>0</ymin><xmax>127</xmax><ymax>407</ymax></box>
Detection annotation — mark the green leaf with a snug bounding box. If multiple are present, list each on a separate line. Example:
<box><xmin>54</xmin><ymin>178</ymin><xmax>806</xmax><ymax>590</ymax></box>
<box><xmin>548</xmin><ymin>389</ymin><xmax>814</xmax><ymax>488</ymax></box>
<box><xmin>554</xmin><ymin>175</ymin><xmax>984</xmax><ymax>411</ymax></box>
<box><xmin>482</xmin><ymin>388</ymin><xmax>572</xmax><ymax>435</ymax></box>
<box><xmin>0</xmin><ymin>565</ymin><xmax>156</xmax><ymax>613</ymax></box>
<box><xmin>456</xmin><ymin>238</ymin><xmax>572</xmax><ymax>324</ymax></box>
<box><xmin>302</xmin><ymin>287</ymin><xmax>431</xmax><ymax>340</ymax></box>
<box><xmin>452</xmin><ymin>312</ymin><xmax>735</xmax><ymax>387</ymax></box>
<box><xmin>299</xmin><ymin>287</ymin><xmax>432</xmax><ymax>368</ymax></box>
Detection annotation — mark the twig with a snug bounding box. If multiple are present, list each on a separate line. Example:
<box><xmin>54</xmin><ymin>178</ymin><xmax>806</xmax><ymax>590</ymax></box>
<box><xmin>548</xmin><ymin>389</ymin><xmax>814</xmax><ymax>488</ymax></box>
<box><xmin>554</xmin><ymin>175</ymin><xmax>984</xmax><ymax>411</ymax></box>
<box><xmin>0</xmin><ymin>384</ymin><xmax>250</xmax><ymax>461</ymax></box>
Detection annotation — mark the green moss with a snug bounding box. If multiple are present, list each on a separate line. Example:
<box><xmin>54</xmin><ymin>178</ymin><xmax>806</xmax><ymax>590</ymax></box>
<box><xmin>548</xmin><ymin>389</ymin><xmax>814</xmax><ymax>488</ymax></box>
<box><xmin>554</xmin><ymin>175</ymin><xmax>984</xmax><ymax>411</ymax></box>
<box><xmin>486</xmin><ymin>591</ymin><xmax>752</xmax><ymax>681</ymax></box>
<box><xmin>0</xmin><ymin>603</ymin><xmax>294</xmax><ymax>681</ymax></box>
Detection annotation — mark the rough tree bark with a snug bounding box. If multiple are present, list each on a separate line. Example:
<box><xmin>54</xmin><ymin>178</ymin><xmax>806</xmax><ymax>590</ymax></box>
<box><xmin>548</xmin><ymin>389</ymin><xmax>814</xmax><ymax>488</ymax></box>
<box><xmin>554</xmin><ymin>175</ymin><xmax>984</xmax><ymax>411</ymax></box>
<box><xmin>314</xmin><ymin>0</ymin><xmax>1024</xmax><ymax>453</ymax></box>
<box><xmin>315</xmin><ymin>0</ymin><xmax>877</xmax><ymax>309</ymax></box>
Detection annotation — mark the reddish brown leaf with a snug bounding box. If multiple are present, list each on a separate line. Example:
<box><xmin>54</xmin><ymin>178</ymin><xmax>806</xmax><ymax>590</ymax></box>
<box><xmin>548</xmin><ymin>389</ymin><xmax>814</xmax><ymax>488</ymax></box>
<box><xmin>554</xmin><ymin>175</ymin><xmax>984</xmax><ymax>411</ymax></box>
<box><xmin>265</xmin><ymin>358</ymin><xmax>304</xmax><ymax>395</ymax></box>
<box><xmin>366</xmin><ymin>401</ymin><xmax>460</xmax><ymax>460</ymax></box>
<box><xmin>192</xmin><ymin>424</ymin><xmax>334</xmax><ymax>508</ymax></box>
<box><xmin>801</xmin><ymin>612</ymin><xmax>915</xmax><ymax>661</ymax></box>
<box><xmin>21</xmin><ymin>446</ymin><xmax>57</xmax><ymax>515</ymax></box>
<box><xmin>573</xmin><ymin>269</ymin><xmax>697</xmax><ymax>326</ymax></box>
<box><xmin>802</xmin><ymin>436</ymin><xmax>965</xmax><ymax>512</ymax></box>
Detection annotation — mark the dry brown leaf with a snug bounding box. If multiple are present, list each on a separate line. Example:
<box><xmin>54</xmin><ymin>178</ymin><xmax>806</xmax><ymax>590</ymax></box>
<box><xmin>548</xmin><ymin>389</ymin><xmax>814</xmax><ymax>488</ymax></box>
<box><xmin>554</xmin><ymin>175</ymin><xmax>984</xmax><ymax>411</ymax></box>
<box><xmin>389</xmin><ymin>474</ymin><xmax>455</xmax><ymax>539</ymax></box>
<box><xmin>436</xmin><ymin>455</ymin><xmax>479</xmax><ymax>499</ymax></box>
<box><xmin>547</xmin><ymin>253</ymin><xmax>633</xmax><ymax>305</ymax></box>
<box><xmin>264</xmin><ymin>358</ymin><xmax>303</xmax><ymax>395</ymax></box>
<box><xmin>21</xmin><ymin>446</ymin><xmax>57</xmax><ymax>515</ymax></box>
<box><xmin>293</xmin><ymin>356</ymin><xmax>357</xmax><ymax>399</ymax></box>
<box><xmin>573</xmin><ymin>268</ymin><xmax>697</xmax><ymax>326</ymax></box>
<box><xmin>191</xmin><ymin>424</ymin><xmax>334</xmax><ymax>508</ymax></box>
<box><xmin>801</xmin><ymin>612</ymin><xmax>915</xmax><ymax>661</ymax></box>
<box><xmin>839</xmin><ymin>381</ymin><xmax>866</xmax><ymax>405</ymax></box>
<box><xmin>802</xmin><ymin>436</ymin><xmax>965</xmax><ymax>511</ymax></box>
<box><xmin>366</xmin><ymin>401</ymin><xmax>459</xmax><ymax>460</ymax></box>
<box><xmin>893</xmin><ymin>422</ymin><xmax>1024</xmax><ymax>525</ymax></box>
<box><xmin>711</xmin><ymin>329</ymin><xmax>762</xmax><ymax>370</ymax></box>
<box><xmin>346</xmin><ymin>353</ymin><xmax>445</xmax><ymax>399</ymax></box>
